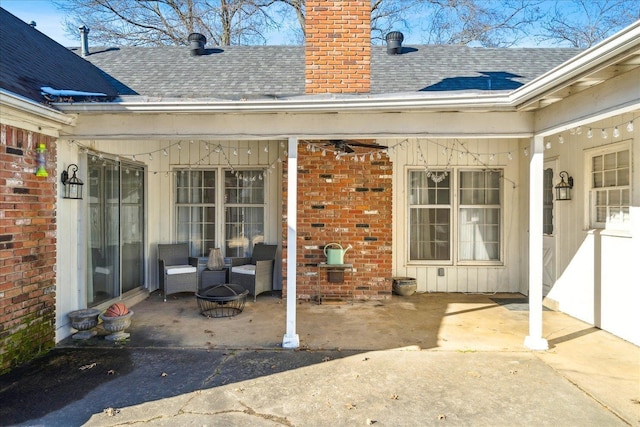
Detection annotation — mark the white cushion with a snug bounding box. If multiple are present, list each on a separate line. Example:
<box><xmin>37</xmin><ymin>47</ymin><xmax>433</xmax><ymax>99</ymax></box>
<box><xmin>231</xmin><ymin>264</ymin><xmax>256</xmax><ymax>276</ymax></box>
<box><xmin>166</xmin><ymin>265</ymin><xmax>197</xmax><ymax>275</ymax></box>
<box><xmin>95</xmin><ymin>266</ymin><xmax>111</xmax><ymax>275</ymax></box>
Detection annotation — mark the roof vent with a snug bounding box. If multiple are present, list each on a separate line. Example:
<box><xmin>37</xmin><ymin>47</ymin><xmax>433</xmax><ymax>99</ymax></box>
<box><xmin>29</xmin><ymin>21</ymin><xmax>37</xmax><ymax>28</ymax></box>
<box><xmin>385</xmin><ymin>31</ymin><xmax>404</xmax><ymax>55</ymax></box>
<box><xmin>188</xmin><ymin>33</ymin><xmax>207</xmax><ymax>56</ymax></box>
<box><xmin>79</xmin><ymin>25</ymin><xmax>90</xmax><ymax>56</ymax></box>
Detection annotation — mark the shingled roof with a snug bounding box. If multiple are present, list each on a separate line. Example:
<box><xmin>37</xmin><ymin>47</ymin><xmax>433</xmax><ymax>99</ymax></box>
<box><xmin>80</xmin><ymin>44</ymin><xmax>581</xmax><ymax>101</ymax></box>
<box><xmin>1</xmin><ymin>5</ymin><xmax>581</xmax><ymax>104</ymax></box>
<box><xmin>0</xmin><ymin>8</ymin><xmax>117</xmax><ymax>103</ymax></box>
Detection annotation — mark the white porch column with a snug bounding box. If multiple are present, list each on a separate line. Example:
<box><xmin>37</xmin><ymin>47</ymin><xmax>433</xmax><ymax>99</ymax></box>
<box><xmin>525</xmin><ymin>135</ymin><xmax>549</xmax><ymax>350</ymax></box>
<box><xmin>283</xmin><ymin>137</ymin><xmax>300</xmax><ymax>348</ymax></box>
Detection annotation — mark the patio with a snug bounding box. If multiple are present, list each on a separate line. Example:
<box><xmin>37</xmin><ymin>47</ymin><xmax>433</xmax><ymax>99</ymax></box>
<box><xmin>58</xmin><ymin>291</ymin><xmax>640</xmax><ymax>423</ymax></box>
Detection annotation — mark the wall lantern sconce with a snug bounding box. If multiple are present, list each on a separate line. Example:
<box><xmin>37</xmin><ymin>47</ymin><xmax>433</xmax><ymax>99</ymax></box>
<box><xmin>555</xmin><ymin>171</ymin><xmax>573</xmax><ymax>201</ymax></box>
<box><xmin>61</xmin><ymin>164</ymin><xmax>84</xmax><ymax>199</ymax></box>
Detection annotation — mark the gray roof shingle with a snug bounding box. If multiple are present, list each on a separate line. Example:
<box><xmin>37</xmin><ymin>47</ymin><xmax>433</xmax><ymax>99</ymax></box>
<box><xmin>1</xmin><ymin>6</ymin><xmax>581</xmax><ymax>104</ymax></box>
<box><xmin>81</xmin><ymin>44</ymin><xmax>581</xmax><ymax>100</ymax></box>
<box><xmin>0</xmin><ymin>8</ymin><xmax>118</xmax><ymax>103</ymax></box>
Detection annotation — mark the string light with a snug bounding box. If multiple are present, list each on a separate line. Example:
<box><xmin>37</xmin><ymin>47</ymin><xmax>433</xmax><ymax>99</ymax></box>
<box><xmin>61</xmin><ymin>112</ymin><xmax>638</xmax><ymax>176</ymax></box>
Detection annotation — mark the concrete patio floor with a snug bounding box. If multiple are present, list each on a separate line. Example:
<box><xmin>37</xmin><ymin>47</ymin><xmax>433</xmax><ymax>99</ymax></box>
<box><xmin>60</xmin><ymin>291</ymin><xmax>640</xmax><ymax>424</ymax></box>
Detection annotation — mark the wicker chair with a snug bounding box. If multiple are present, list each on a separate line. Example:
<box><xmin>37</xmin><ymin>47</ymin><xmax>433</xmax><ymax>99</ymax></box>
<box><xmin>230</xmin><ymin>244</ymin><xmax>278</xmax><ymax>302</ymax></box>
<box><xmin>158</xmin><ymin>243</ymin><xmax>198</xmax><ymax>302</ymax></box>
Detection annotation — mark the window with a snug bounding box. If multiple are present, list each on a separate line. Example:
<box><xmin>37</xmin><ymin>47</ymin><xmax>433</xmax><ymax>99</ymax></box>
<box><xmin>175</xmin><ymin>169</ymin><xmax>265</xmax><ymax>257</ymax></box>
<box><xmin>224</xmin><ymin>170</ymin><xmax>265</xmax><ymax>257</ymax></box>
<box><xmin>458</xmin><ymin>171</ymin><xmax>501</xmax><ymax>261</ymax></box>
<box><xmin>409</xmin><ymin>170</ymin><xmax>451</xmax><ymax>260</ymax></box>
<box><xmin>590</xmin><ymin>146</ymin><xmax>630</xmax><ymax>229</ymax></box>
<box><xmin>408</xmin><ymin>169</ymin><xmax>502</xmax><ymax>264</ymax></box>
<box><xmin>176</xmin><ymin>170</ymin><xmax>216</xmax><ymax>257</ymax></box>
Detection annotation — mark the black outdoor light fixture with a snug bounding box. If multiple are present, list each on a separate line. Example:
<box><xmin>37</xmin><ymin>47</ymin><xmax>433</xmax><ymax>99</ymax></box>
<box><xmin>555</xmin><ymin>170</ymin><xmax>574</xmax><ymax>201</ymax></box>
<box><xmin>61</xmin><ymin>164</ymin><xmax>84</xmax><ymax>199</ymax></box>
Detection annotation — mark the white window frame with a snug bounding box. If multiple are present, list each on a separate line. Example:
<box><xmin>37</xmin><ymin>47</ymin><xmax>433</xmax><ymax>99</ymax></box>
<box><xmin>584</xmin><ymin>140</ymin><xmax>632</xmax><ymax>232</ymax></box>
<box><xmin>175</xmin><ymin>167</ymin><xmax>266</xmax><ymax>257</ymax></box>
<box><xmin>407</xmin><ymin>167</ymin><xmax>504</xmax><ymax>266</ymax></box>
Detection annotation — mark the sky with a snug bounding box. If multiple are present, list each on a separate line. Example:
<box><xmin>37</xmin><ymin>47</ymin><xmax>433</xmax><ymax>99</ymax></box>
<box><xmin>1</xmin><ymin>0</ymin><xmax>78</xmax><ymax>46</ymax></box>
<box><xmin>1</xmin><ymin>0</ymin><xmax>430</xmax><ymax>46</ymax></box>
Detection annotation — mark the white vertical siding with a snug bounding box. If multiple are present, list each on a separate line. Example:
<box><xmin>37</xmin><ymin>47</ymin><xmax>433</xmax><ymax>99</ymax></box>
<box><xmin>67</xmin><ymin>139</ymin><xmax>285</xmax><ymax>292</ymax></box>
<box><xmin>539</xmin><ymin>112</ymin><xmax>640</xmax><ymax>345</ymax></box>
<box><xmin>389</xmin><ymin>138</ymin><xmax>522</xmax><ymax>293</ymax></box>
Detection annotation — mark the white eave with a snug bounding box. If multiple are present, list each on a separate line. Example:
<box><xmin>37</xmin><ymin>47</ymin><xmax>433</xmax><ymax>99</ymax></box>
<box><xmin>0</xmin><ymin>89</ymin><xmax>76</xmax><ymax>136</ymax></box>
<box><xmin>512</xmin><ymin>20</ymin><xmax>640</xmax><ymax>111</ymax></box>
<box><xmin>1</xmin><ymin>89</ymin><xmax>75</xmax><ymax>124</ymax></box>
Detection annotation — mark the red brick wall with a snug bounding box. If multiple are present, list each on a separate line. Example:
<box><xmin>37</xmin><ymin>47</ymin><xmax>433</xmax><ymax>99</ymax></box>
<box><xmin>282</xmin><ymin>144</ymin><xmax>393</xmax><ymax>300</ymax></box>
<box><xmin>305</xmin><ymin>0</ymin><xmax>371</xmax><ymax>94</ymax></box>
<box><xmin>0</xmin><ymin>124</ymin><xmax>57</xmax><ymax>374</ymax></box>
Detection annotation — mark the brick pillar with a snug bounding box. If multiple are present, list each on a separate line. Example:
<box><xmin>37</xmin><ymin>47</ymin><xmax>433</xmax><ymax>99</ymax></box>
<box><xmin>282</xmin><ymin>144</ymin><xmax>393</xmax><ymax>301</ymax></box>
<box><xmin>0</xmin><ymin>124</ymin><xmax>57</xmax><ymax>374</ymax></box>
<box><xmin>305</xmin><ymin>0</ymin><xmax>371</xmax><ymax>94</ymax></box>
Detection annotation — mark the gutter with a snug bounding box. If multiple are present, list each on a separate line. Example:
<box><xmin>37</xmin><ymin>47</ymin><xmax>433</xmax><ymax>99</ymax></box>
<box><xmin>52</xmin><ymin>92</ymin><xmax>516</xmax><ymax>114</ymax></box>
<box><xmin>0</xmin><ymin>89</ymin><xmax>76</xmax><ymax>126</ymax></box>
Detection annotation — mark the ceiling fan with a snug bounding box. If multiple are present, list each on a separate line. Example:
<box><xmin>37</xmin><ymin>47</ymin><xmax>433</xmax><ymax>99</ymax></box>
<box><xmin>324</xmin><ymin>139</ymin><xmax>384</xmax><ymax>153</ymax></box>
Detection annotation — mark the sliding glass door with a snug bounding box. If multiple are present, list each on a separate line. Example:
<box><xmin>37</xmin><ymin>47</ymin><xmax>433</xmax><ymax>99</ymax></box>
<box><xmin>87</xmin><ymin>159</ymin><xmax>145</xmax><ymax>306</ymax></box>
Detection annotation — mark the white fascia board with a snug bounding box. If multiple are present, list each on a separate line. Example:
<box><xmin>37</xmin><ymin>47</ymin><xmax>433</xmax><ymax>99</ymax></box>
<box><xmin>0</xmin><ymin>89</ymin><xmax>76</xmax><ymax>135</ymax></box>
<box><xmin>511</xmin><ymin>21</ymin><xmax>640</xmax><ymax>109</ymax></box>
<box><xmin>52</xmin><ymin>92</ymin><xmax>515</xmax><ymax>114</ymax></box>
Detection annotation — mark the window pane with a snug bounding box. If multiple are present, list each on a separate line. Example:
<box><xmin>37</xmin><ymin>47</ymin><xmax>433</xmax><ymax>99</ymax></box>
<box><xmin>617</xmin><ymin>150</ymin><xmax>629</xmax><ymax>167</ymax></box>
<box><xmin>409</xmin><ymin>208</ymin><xmax>450</xmax><ymax>260</ymax></box>
<box><xmin>593</xmin><ymin>172</ymin><xmax>603</xmax><ymax>188</ymax></box>
<box><xmin>609</xmin><ymin>191</ymin><xmax>620</xmax><ymax>206</ymax></box>
<box><xmin>603</xmin><ymin>153</ymin><xmax>616</xmax><ymax>170</ymax></box>
<box><xmin>618</xmin><ymin>168</ymin><xmax>629</xmax><ymax>186</ymax></box>
<box><xmin>592</xmin><ymin>155</ymin><xmax>603</xmax><ymax>171</ymax></box>
<box><xmin>460</xmin><ymin>189</ymin><xmax>473</xmax><ymax>205</ymax></box>
<box><xmin>175</xmin><ymin>169</ymin><xmax>216</xmax><ymax>257</ymax></box>
<box><xmin>604</xmin><ymin>170</ymin><xmax>617</xmax><ymax>187</ymax></box>
<box><xmin>590</xmin><ymin>147</ymin><xmax>630</xmax><ymax>229</ymax></box>
<box><xmin>458</xmin><ymin>170</ymin><xmax>502</xmax><ymax>261</ymax></box>
<box><xmin>621</xmin><ymin>189</ymin><xmax>630</xmax><ymax>205</ymax></box>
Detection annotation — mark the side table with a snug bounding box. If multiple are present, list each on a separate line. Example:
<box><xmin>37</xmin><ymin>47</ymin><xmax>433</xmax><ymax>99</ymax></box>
<box><xmin>201</xmin><ymin>269</ymin><xmax>227</xmax><ymax>289</ymax></box>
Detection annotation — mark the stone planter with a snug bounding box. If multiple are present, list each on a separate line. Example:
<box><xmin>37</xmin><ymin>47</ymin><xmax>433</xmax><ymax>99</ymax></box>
<box><xmin>99</xmin><ymin>310</ymin><xmax>134</xmax><ymax>341</ymax></box>
<box><xmin>392</xmin><ymin>277</ymin><xmax>417</xmax><ymax>296</ymax></box>
<box><xmin>68</xmin><ymin>308</ymin><xmax>101</xmax><ymax>340</ymax></box>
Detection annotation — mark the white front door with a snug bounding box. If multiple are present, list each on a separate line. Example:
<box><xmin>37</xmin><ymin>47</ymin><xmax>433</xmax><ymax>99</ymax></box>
<box><xmin>542</xmin><ymin>160</ymin><xmax>556</xmax><ymax>296</ymax></box>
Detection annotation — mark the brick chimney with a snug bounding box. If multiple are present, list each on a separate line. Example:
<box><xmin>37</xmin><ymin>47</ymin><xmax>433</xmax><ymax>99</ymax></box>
<box><xmin>305</xmin><ymin>0</ymin><xmax>371</xmax><ymax>94</ymax></box>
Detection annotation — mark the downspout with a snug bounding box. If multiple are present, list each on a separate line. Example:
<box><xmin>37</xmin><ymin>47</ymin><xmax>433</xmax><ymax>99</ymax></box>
<box><xmin>282</xmin><ymin>137</ymin><xmax>300</xmax><ymax>348</ymax></box>
<box><xmin>524</xmin><ymin>135</ymin><xmax>549</xmax><ymax>350</ymax></box>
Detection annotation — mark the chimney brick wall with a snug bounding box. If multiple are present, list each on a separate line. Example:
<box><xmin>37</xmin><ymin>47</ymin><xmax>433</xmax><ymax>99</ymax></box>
<box><xmin>282</xmin><ymin>144</ymin><xmax>393</xmax><ymax>301</ymax></box>
<box><xmin>305</xmin><ymin>0</ymin><xmax>371</xmax><ymax>94</ymax></box>
<box><xmin>0</xmin><ymin>124</ymin><xmax>56</xmax><ymax>374</ymax></box>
